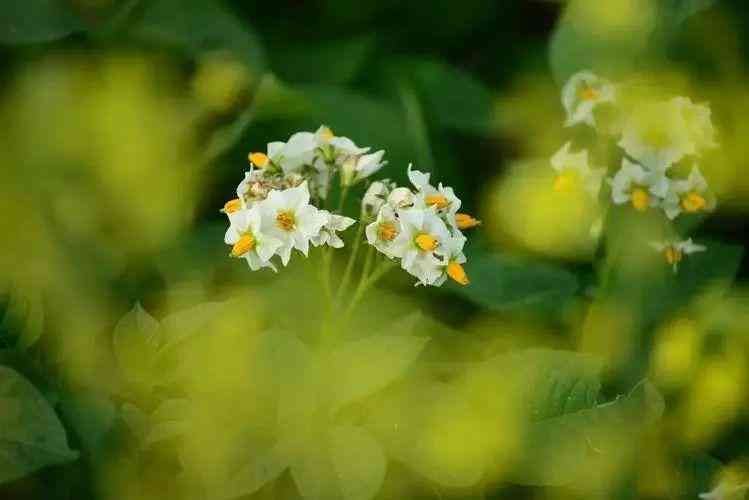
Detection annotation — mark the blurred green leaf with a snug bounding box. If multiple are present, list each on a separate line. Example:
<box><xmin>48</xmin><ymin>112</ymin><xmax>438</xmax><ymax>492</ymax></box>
<box><xmin>112</xmin><ymin>303</ymin><xmax>162</xmax><ymax>386</ymax></box>
<box><xmin>660</xmin><ymin>0</ymin><xmax>718</xmax><ymax>25</ymax></box>
<box><xmin>454</xmin><ymin>251</ymin><xmax>579</xmax><ymax>313</ymax></box>
<box><xmin>511</xmin><ymin>380</ymin><xmax>664</xmax><ymax>487</ymax></box>
<box><xmin>271</xmin><ymin>36</ymin><xmax>376</xmax><ymax>85</ymax></box>
<box><xmin>0</xmin><ymin>287</ymin><xmax>44</xmax><ymax>351</ymax></box>
<box><xmin>58</xmin><ymin>392</ymin><xmax>116</xmax><ymax>459</ymax></box>
<box><xmin>128</xmin><ymin>0</ymin><xmax>266</xmax><ymax>72</ymax></box>
<box><xmin>289</xmin><ymin>424</ymin><xmax>386</xmax><ymax>500</ymax></box>
<box><xmin>0</xmin><ymin>0</ymin><xmax>84</xmax><ymax>44</ymax></box>
<box><xmin>327</xmin><ymin>332</ymin><xmax>428</xmax><ymax>414</ymax></box>
<box><xmin>394</xmin><ymin>58</ymin><xmax>495</xmax><ymax>136</ymax></box>
<box><xmin>0</xmin><ymin>366</ymin><xmax>78</xmax><ymax>485</ymax></box>
<box><xmin>493</xmin><ymin>349</ymin><xmax>604</xmax><ymax>421</ymax></box>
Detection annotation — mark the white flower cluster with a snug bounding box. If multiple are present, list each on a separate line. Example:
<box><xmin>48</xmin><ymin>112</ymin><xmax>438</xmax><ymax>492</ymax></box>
<box><xmin>222</xmin><ymin>127</ymin><xmax>480</xmax><ymax>287</ymax></box>
<box><xmin>222</xmin><ymin>125</ymin><xmax>385</xmax><ymax>271</ymax></box>
<box><xmin>363</xmin><ymin>166</ymin><xmax>480</xmax><ymax>287</ymax></box>
<box><xmin>552</xmin><ymin>71</ymin><xmax>719</xmax><ymax>271</ymax></box>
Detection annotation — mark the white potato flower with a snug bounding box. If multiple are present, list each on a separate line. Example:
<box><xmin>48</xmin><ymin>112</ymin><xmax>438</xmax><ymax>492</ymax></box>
<box><xmin>365</xmin><ymin>205</ymin><xmax>402</xmax><ymax>259</ymax></box>
<box><xmin>387</xmin><ymin>186</ymin><xmax>414</xmax><ymax>209</ymax></box>
<box><xmin>649</xmin><ymin>238</ymin><xmax>706</xmax><ymax>272</ymax></box>
<box><xmin>609</xmin><ymin>158</ymin><xmax>667</xmax><ymax>212</ymax></box>
<box><xmin>661</xmin><ymin>165</ymin><xmax>716</xmax><ymax>220</ymax></box>
<box><xmin>389</xmin><ymin>208</ymin><xmax>453</xmax><ymax>286</ymax></box>
<box><xmin>408</xmin><ymin>165</ymin><xmax>461</xmax><ymax>228</ymax></box>
<box><xmin>618</xmin><ymin>99</ymin><xmax>696</xmax><ymax>170</ymax></box>
<box><xmin>311</xmin><ymin>211</ymin><xmax>356</xmax><ymax>249</ymax></box>
<box><xmin>362</xmin><ymin>180</ymin><xmax>394</xmax><ymax>218</ymax></box>
<box><xmin>258</xmin><ymin>181</ymin><xmax>328</xmax><ymax>266</ymax></box>
<box><xmin>341</xmin><ymin>150</ymin><xmax>387</xmax><ymax>186</ymax></box>
<box><xmin>550</xmin><ymin>142</ymin><xmax>605</xmax><ymax>197</ymax></box>
<box><xmin>562</xmin><ymin>71</ymin><xmax>616</xmax><ymax>128</ymax></box>
<box><xmin>432</xmin><ymin>234</ymin><xmax>469</xmax><ymax>287</ymax></box>
<box><xmin>225</xmin><ymin>206</ymin><xmax>283</xmax><ymax>271</ymax></box>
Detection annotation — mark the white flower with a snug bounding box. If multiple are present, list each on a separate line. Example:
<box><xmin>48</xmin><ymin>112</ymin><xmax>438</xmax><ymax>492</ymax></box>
<box><xmin>672</xmin><ymin>96</ymin><xmax>717</xmax><ymax>153</ymax></box>
<box><xmin>311</xmin><ymin>211</ymin><xmax>356</xmax><ymax>249</ymax></box>
<box><xmin>649</xmin><ymin>238</ymin><xmax>706</xmax><ymax>272</ymax></box>
<box><xmin>278</xmin><ymin>132</ymin><xmax>318</xmax><ymax>173</ymax></box>
<box><xmin>225</xmin><ymin>206</ymin><xmax>283</xmax><ymax>271</ymax></box>
<box><xmin>618</xmin><ymin>99</ymin><xmax>695</xmax><ymax>170</ymax></box>
<box><xmin>550</xmin><ymin>142</ymin><xmax>605</xmax><ymax>197</ymax></box>
<box><xmin>362</xmin><ymin>180</ymin><xmax>393</xmax><ymax>218</ymax></box>
<box><xmin>365</xmin><ymin>205</ymin><xmax>401</xmax><ymax>259</ymax></box>
<box><xmin>408</xmin><ymin>165</ymin><xmax>461</xmax><ymax>225</ymax></box>
<box><xmin>341</xmin><ymin>150</ymin><xmax>387</xmax><ymax>186</ymax></box>
<box><xmin>609</xmin><ymin>158</ymin><xmax>667</xmax><ymax>211</ymax></box>
<box><xmin>562</xmin><ymin>71</ymin><xmax>616</xmax><ymax>128</ymax></box>
<box><xmin>258</xmin><ymin>181</ymin><xmax>328</xmax><ymax>265</ymax></box>
<box><xmin>432</xmin><ymin>234</ymin><xmax>469</xmax><ymax>287</ymax></box>
<box><xmin>387</xmin><ymin>187</ymin><xmax>414</xmax><ymax>209</ymax></box>
<box><xmin>661</xmin><ymin>165</ymin><xmax>716</xmax><ymax>220</ymax></box>
<box><xmin>389</xmin><ymin>208</ymin><xmax>452</xmax><ymax>286</ymax></box>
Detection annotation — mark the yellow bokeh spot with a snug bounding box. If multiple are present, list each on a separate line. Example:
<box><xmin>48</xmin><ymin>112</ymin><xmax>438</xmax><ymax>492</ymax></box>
<box><xmin>553</xmin><ymin>170</ymin><xmax>581</xmax><ymax>193</ymax></box>
<box><xmin>651</xmin><ymin>318</ymin><xmax>701</xmax><ymax>388</ymax></box>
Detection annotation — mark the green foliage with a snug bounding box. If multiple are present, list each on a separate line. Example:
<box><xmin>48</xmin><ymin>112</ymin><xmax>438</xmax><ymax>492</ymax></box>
<box><xmin>0</xmin><ymin>366</ymin><xmax>78</xmax><ymax>485</ymax></box>
<box><xmin>0</xmin><ymin>0</ymin><xmax>84</xmax><ymax>44</ymax></box>
<box><xmin>453</xmin><ymin>250</ymin><xmax>579</xmax><ymax>313</ymax></box>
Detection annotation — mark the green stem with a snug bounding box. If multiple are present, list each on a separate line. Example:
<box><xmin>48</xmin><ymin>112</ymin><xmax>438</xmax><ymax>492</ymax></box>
<box><xmin>342</xmin><ymin>259</ymin><xmax>397</xmax><ymax>321</ymax></box>
<box><xmin>336</xmin><ymin>220</ymin><xmax>364</xmax><ymax>303</ymax></box>
<box><xmin>336</xmin><ymin>185</ymin><xmax>350</xmax><ymax>214</ymax></box>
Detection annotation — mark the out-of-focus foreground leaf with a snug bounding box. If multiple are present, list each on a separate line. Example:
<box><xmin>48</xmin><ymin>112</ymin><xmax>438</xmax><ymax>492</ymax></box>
<box><xmin>0</xmin><ymin>366</ymin><xmax>78</xmax><ymax>485</ymax></box>
<box><xmin>0</xmin><ymin>0</ymin><xmax>84</xmax><ymax>44</ymax></box>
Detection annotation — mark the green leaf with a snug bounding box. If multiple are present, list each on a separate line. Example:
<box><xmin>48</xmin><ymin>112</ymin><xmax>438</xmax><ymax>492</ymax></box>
<box><xmin>128</xmin><ymin>0</ymin><xmax>266</xmax><ymax>73</ymax></box>
<box><xmin>510</xmin><ymin>380</ymin><xmax>664</xmax><ymax>487</ymax></box>
<box><xmin>112</xmin><ymin>303</ymin><xmax>162</xmax><ymax>385</ymax></box>
<box><xmin>454</xmin><ymin>251</ymin><xmax>579</xmax><ymax>313</ymax></box>
<box><xmin>271</xmin><ymin>36</ymin><xmax>376</xmax><ymax>85</ymax></box>
<box><xmin>659</xmin><ymin>0</ymin><xmax>718</xmax><ymax>25</ymax></box>
<box><xmin>0</xmin><ymin>366</ymin><xmax>78</xmax><ymax>485</ymax></box>
<box><xmin>0</xmin><ymin>287</ymin><xmax>44</xmax><ymax>350</ymax></box>
<box><xmin>290</xmin><ymin>425</ymin><xmax>386</xmax><ymax>500</ymax></box>
<box><xmin>327</xmin><ymin>333</ymin><xmax>428</xmax><ymax>414</ymax></box>
<box><xmin>389</xmin><ymin>58</ymin><xmax>495</xmax><ymax>135</ymax></box>
<box><xmin>219</xmin><ymin>442</ymin><xmax>289</xmax><ymax>500</ymax></box>
<box><xmin>0</xmin><ymin>0</ymin><xmax>84</xmax><ymax>44</ymax></box>
<box><xmin>58</xmin><ymin>392</ymin><xmax>116</xmax><ymax>459</ymax></box>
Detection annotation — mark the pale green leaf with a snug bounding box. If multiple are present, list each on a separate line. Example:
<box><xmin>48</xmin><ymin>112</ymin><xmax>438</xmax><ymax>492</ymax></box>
<box><xmin>112</xmin><ymin>303</ymin><xmax>162</xmax><ymax>385</ymax></box>
<box><xmin>329</xmin><ymin>425</ymin><xmax>387</xmax><ymax>500</ymax></box>
<box><xmin>0</xmin><ymin>0</ymin><xmax>84</xmax><ymax>44</ymax></box>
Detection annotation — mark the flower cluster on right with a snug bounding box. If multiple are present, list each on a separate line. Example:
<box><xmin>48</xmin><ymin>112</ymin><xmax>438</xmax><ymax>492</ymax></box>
<box><xmin>552</xmin><ymin>71</ymin><xmax>719</xmax><ymax>271</ymax></box>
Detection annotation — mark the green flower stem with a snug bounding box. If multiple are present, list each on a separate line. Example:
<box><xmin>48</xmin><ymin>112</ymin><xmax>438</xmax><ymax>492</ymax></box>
<box><xmin>342</xmin><ymin>258</ymin><xmax>397</xmax><ymax>322</ymax></box>
<box><xmin>336</xmin><ymin>219</ymin><xmax>364</xmax><ymax>304</ymax></box>
<box><xmin>337</xmin><ymin>185</ymin><xmax>350</xmax><ymax>214</ymax></box>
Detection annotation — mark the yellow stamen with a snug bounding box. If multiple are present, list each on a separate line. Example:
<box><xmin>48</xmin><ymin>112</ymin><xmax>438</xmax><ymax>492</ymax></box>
<box><xmin>664</xmin><ymin>246</ymin><xmax>682</xmax><ymax>266</ymax></box>
<box><xmin>455</xmin><ymin>213</ymin><xmax>481</xmax><ymax>230</ymax></box>
<box><xmin>579</xmin><ymin>86</ymin><xmax>599</xmax><ymax>101</ymax></box>
<box><xmin>447</xmin><ymin>261</ymin><xmax>469</xmax><ymax>285</ymax></box>
<box><xmin>222</xmin><ymin>198</ymin><xmax>241</xmax><ymax>214</ymax></box>
<box><xmin>425</xmin><ymin>194</ymin><xmax>450</xmax><ymax>209</ymax></box>
<box><xmin>681</xmin><ymin>192</ymin><xmax>707</xmax><ymax>213</ymax></box>
<box><xmin>378</xmin><ymin>221</ymin><xmax>398</xmax><ymax>241</ymax></box>
<box><xmin>231</xmin><ymin>234</ymin><xmax>255</xmax><ymax>257</ymax></box>
<box><xmin>319</xmin><ymin>126</ymin><xmax>334</xmax><ymax>142</ymax></box>
<box><xmin>631</xmin><ymin>188</ymin><xmax>650</xmax><ymax>212</ymax></box>
<box><xmin>249</xmin><ymin>152</ymin><xmax>269</xmax><ymax>168</ymax></box>
<box><xmin>415</xmin><ymin>233</ymin><xmax>439</xmax><ymax>252</ymax></box>
<box><xmin>276</xmin><ymin>210</ymin><xmax>295</xmax><ymax>231</ymax></box>
<box><xmin>553</xmin><ymin>171</ymin><xmax>579</xmax><ymax>193</ymax></box>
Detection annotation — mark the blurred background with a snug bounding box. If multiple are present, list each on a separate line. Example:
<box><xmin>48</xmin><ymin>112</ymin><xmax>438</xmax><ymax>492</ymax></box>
<box><xmin>2</xmin><ymin>0</ymin><xmax>749</xmax><ymax>499</ymax></box>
